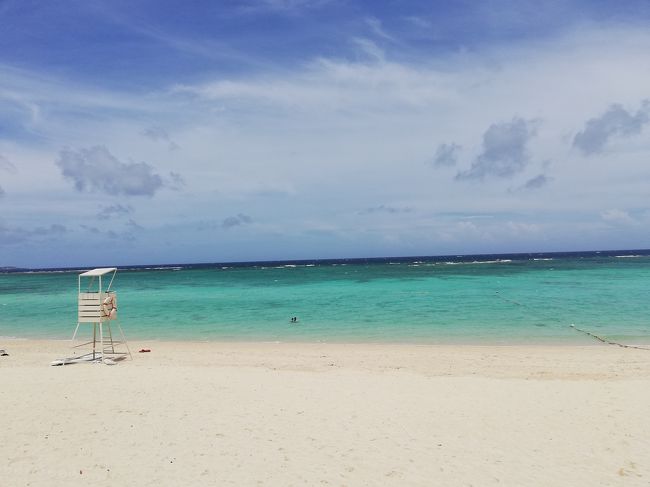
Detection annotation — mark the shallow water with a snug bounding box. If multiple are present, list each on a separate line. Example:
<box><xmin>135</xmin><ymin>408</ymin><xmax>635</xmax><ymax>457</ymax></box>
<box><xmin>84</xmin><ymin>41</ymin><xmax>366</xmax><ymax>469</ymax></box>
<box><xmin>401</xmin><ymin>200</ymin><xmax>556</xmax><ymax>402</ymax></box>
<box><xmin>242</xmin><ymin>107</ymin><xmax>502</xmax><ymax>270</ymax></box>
<box><xmin>1</xmin><ymin>252</ymin><xmax>649</xmax><ymax>344</ymax></box>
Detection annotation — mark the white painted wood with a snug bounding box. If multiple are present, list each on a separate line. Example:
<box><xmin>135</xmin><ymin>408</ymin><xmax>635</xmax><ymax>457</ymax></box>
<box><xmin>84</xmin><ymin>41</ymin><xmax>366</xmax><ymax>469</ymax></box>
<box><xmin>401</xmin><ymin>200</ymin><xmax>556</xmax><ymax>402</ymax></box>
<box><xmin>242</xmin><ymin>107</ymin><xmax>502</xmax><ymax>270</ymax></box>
<box><xmin>79</xmin><ymin>268</ymin><xmax>117</xmax><ymax>277</ymax></box>
<box><xmin>71</xmin><ymin>268</ymin><xmax>130</xmax><ymax>363</ymax></box>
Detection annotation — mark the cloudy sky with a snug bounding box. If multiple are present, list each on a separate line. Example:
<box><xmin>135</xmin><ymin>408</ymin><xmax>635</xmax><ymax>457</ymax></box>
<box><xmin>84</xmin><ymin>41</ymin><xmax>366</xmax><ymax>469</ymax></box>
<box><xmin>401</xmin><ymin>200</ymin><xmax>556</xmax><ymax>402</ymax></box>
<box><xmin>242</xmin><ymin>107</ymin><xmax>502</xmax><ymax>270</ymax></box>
<box><xmin>2</xmin><ymin>0</ymin><xmax>650</xmax><ymax>267</ymax></box>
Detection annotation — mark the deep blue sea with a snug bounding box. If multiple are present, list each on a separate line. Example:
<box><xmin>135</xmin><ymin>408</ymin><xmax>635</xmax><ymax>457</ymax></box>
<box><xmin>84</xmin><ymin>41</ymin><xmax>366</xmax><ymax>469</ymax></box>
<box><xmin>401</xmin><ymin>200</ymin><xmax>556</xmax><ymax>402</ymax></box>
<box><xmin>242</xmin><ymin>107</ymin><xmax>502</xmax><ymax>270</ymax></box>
<box><xmin>1</xmin><ymin>250</ymin><xmax>650</xmax><ymax>344</ymax></box>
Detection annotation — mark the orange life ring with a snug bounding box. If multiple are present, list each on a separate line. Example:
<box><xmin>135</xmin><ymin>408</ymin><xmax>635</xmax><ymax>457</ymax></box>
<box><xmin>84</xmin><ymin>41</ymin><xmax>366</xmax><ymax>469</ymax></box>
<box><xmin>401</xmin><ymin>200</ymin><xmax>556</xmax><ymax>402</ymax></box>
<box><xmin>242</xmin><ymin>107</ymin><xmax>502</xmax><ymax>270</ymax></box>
<box><xmin>102</xmin><ymin>295</ymin><xmax>117</xmax><ymax>319</ymax></box>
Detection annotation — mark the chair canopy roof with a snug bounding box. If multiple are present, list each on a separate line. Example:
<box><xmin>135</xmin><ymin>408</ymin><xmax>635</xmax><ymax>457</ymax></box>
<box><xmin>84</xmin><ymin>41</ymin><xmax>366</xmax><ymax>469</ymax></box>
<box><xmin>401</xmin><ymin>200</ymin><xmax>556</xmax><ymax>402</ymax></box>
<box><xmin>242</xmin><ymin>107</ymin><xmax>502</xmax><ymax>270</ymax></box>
<box><xmin>79</xmin><ymin>268</ymin><xmax>117</xmax><ymax>277</ymax></box>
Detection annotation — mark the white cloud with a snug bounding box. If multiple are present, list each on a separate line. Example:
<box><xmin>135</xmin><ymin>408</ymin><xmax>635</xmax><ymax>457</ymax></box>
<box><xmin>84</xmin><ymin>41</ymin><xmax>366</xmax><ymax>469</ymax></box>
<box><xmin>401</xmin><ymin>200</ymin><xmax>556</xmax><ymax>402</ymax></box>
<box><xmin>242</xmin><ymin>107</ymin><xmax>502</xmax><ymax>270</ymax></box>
<box><xmin>222</xmin><ymin>213</ymin><xmax>253</xmax><ymax>229</ymax></box>
<box><xmin>601</xmin><ymin>209</ymin><xmax>636</xmax><ymax>225</ymax></box>
<box><xmin>360</xmin><ymin>205</ymin><xmax>412</xmax><ymax>215</ymax></box>
<box><xmin>171</xmin><ymin>56</ymin><xmax>456</xmax><ymax>113</ymax></box>
<box><xmin>522</xmin><ymin>174</ymin><xmax>550</xmax><ymax>190</ymax></box>
<box><xmin>573</xmin><ymin>101</ymin><xmax>650</xmax><ymax>155</ymax></box>
<box><xmin>402</xmin><ymin>16</ymin><xmax>432</xmax><ymax>29</ymax></box>
<box><xmin>4</xmin><ymin>24</ymin><xmax>650</xmax><ymax>264</ymax></box>
<box><xmin>430</xmin><ymin>143</ymin><xmax>461</xmax><ymax>167</ymax></box>
<box><xmin>0</xmin><ymin>154</ymin><xmax>16</xmax><ymax>199</ymax></box>
<box><xmin>0</xmin><ymin>154</ymin><xmax>17</xmax><ymax>173</ymax></box>
<box><xmin>456</xmin><ymin>118</ymin><xmax>539</xmax><ymax>180</ymax></box>
<box><xmin>352</xmin><ymin>37</ymin><xmax>386</xmax><ymax>62</ymax></box>
<box><xmin>0</xmin><ymin>222</ymin><xmax>67</xmax><ymax>245</ymax></box>
<box><xmin>97</xmin><ymin>204</ymin><xmax>133</xmax><ymax>220</ymax></box>
<box><xmin>141</xmin><ymin>126</ymin><xmax>179</xmax><ymax>151</ymax></box>
<box><xmin>505</xmin><ymin>221</ymin><xmax>541</xmax><ymax>236</ymax></box>
<box><xmin>365</xmin><ymin>17</ymin><xmax>394</xmax><ymax>41</ymax></box>
<box><xmin>56</xmin><ymin>146</ymin><xmax>166</xmax><ymax>197</ymax></box>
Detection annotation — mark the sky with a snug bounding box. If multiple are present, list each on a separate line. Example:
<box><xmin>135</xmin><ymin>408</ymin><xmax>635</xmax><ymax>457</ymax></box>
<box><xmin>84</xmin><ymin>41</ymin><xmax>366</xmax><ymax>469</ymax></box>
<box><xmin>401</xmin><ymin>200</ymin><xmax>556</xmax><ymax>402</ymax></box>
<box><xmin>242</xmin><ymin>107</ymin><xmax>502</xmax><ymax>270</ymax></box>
<box><xmin>1</xmin><ymin>0</ymin><xmax>650</xmax><ymax>267</ymax></box>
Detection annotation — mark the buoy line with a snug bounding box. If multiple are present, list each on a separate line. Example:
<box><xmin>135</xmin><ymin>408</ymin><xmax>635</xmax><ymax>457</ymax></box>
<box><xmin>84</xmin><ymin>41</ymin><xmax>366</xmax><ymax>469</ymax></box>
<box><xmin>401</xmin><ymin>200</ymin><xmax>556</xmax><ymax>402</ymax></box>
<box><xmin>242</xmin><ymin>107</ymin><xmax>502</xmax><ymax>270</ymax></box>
<box><xmin>495</xmin><ymin>291</ymin><xmax>650</xmax><ymax>351</ymax></box>
<box><xmin>569</xmin><ymin>324</ymin><xmax>650</xmax><ymax>351</ymax></box>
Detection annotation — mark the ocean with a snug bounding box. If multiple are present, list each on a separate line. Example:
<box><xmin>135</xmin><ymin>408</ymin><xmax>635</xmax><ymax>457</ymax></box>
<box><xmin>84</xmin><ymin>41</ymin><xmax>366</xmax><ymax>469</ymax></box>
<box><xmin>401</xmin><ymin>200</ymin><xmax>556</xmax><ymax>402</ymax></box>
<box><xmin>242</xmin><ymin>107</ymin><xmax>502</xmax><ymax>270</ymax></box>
<box><xmin>1</xmin><ymin>250</ymin><xmax>649</xmax><ymax>344</ymax></box>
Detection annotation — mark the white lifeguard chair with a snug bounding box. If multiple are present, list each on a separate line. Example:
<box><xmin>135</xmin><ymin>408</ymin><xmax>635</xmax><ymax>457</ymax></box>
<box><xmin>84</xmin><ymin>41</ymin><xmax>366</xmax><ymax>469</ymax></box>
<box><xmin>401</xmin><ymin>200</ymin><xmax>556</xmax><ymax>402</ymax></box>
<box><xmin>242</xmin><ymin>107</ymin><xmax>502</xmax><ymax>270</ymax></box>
<box><xmin>71</xmin><ymin>268</ymin><xmax>131</xmax><ymax>363</ymax></box>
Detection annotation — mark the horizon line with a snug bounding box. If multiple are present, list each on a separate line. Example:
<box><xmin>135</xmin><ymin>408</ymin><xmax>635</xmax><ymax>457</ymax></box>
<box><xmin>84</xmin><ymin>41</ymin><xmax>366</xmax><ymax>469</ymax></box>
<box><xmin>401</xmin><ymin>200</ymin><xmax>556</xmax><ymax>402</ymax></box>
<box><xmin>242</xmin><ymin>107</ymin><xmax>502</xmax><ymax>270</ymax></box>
<box><xmin>3</xmin><ymin>248</ymin><xmax>650</xmax><ymax>273</ymax></box>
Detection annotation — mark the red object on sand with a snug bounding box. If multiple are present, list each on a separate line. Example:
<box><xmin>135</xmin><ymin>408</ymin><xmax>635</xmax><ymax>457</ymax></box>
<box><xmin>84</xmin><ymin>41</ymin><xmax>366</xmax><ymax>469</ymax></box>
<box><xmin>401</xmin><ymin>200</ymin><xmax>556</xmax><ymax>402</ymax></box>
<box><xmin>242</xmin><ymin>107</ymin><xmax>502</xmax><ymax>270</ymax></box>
<box><xmin>138</xmin><ymin>348</ymin><xmax>151</xmax><ymax>353</ymax></box>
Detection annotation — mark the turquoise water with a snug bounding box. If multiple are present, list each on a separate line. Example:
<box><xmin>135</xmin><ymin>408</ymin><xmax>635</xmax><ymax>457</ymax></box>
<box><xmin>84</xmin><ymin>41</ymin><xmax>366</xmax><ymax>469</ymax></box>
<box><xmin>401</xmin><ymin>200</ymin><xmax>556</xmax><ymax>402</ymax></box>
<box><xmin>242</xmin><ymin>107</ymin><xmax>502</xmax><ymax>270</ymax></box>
<box><xmin>1</xmin><ymin>255</ymin><xmax>649</xmax><ymax>344</ymax></box>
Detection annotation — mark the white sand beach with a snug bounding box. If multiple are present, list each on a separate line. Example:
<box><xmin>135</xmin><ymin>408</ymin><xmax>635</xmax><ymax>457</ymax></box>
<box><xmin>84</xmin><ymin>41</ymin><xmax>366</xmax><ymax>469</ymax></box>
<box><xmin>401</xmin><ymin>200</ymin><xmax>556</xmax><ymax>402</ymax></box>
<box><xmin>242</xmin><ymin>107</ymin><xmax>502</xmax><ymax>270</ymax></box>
<box><xmin>2</xmin><ymin>340</ymin><xmax>650</xmax><ymax>486</ymax></box>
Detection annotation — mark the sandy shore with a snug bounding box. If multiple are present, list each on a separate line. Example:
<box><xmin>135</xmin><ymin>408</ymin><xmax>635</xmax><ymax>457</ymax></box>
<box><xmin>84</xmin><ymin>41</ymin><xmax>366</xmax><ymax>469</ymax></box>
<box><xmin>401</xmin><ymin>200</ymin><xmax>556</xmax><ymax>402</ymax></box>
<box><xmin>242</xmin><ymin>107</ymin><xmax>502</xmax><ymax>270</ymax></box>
<box><xmin>2</xmin><ymin>340</ymin><xmax>650</xmax><ymax>486</ymax></box>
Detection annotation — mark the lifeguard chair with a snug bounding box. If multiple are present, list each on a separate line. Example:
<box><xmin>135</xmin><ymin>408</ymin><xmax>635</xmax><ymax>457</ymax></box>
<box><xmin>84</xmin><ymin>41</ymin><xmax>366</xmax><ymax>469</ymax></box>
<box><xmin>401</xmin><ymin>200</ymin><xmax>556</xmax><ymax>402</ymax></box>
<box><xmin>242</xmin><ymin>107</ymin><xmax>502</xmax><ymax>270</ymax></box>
<box><xmin>71</xmin><ymin>268</ymin><xmax>131</xmax><ymax>363</ymax></box>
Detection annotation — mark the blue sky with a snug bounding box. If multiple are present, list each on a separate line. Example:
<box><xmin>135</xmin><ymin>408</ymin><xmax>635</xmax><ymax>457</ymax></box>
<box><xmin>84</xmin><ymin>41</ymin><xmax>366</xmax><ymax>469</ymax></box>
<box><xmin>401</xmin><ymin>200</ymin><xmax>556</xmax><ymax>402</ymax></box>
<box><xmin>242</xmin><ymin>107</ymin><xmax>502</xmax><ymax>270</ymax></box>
<box><xmin>2</xmin><ymin>0</ymin><xmax>650</xmax><ymax>267</ymax></box>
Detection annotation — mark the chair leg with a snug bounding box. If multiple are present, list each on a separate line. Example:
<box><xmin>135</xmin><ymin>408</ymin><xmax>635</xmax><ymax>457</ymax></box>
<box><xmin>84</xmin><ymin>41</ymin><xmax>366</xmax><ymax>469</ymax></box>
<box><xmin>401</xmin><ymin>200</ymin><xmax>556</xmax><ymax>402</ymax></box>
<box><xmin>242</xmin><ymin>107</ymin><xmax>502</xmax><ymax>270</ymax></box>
<box><xmin>116</xmin><ymin>320</ymin><xmax>132</xmax><ymax>360</ymax></box>
<box><xmin>71</xmin><ymin>322</ymin><xmax>81</xmax><ymax>349</ymax></box>
<box><xmin>99</xmin><ymin>322</ymin><xmax>104</xmax><ymax>363</ymax></box>
<box><xmin>92</xmin><ymin>324</ymin><xmax>97</xmax><ymax>360</ymax></box>
<box><xmin>106</xmin><ymin>323</ymin><xmax>115</xmax><ymax>353</ymax></box>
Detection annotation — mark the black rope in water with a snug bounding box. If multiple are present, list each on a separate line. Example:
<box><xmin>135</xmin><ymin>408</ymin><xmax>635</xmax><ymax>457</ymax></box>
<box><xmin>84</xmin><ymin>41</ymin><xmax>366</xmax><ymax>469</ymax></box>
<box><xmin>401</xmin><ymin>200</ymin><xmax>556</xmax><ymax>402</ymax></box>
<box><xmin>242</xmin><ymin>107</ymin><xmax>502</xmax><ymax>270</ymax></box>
<box><xmin>494</xmin><ymin>291</ymin><xmax>560</xmax><ymax>323</ymax></box>
<box><xmin>495</xmin><ymin>291</ymin><xmax>650</xmax><ymax>351</ymax></box>
<box><xmin>569</xmin><ymin>324</ymin><xmax>650</xmax><ymax>351</ymax></box>
<box><xmin>494</xmin><ymin>291</ymin><xmax>527</xmax><ymax>308</ymax></box>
